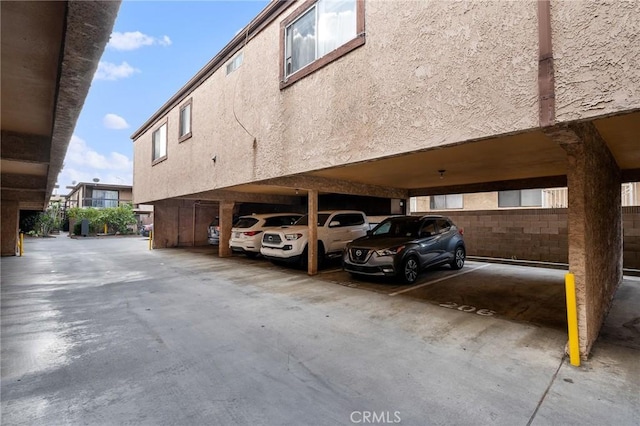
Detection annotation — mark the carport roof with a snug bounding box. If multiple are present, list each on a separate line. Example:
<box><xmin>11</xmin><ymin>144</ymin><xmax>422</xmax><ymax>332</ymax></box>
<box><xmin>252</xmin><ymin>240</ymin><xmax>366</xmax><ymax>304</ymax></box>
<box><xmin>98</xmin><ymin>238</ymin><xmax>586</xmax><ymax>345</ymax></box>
<box><xmin>0</xmin><ymin>1</ymin><xmax>120</xmax><ymax>210</ymax></box>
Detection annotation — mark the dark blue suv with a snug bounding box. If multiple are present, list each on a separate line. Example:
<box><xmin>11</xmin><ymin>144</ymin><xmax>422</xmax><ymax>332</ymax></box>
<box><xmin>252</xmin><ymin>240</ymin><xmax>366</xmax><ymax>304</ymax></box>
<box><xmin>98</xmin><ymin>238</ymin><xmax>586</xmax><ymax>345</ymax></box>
<box><xmin>343</xmin><ymin>215</ymin><xmax>465</xmax><ymax>284</ymax></box>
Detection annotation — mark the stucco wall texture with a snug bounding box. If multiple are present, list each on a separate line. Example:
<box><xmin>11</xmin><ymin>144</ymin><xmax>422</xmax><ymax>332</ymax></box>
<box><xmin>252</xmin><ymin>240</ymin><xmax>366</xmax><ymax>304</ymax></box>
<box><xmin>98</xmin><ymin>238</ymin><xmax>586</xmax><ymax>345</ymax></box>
<box><xmin>134</xmin><ymin>0</ymin><xmax>543</xmax><ymax>204</ymax></box>
<box><xmin>553</xmin><ymin>0</ymin><xmax>640</xmax><ymax>122</ymax></box>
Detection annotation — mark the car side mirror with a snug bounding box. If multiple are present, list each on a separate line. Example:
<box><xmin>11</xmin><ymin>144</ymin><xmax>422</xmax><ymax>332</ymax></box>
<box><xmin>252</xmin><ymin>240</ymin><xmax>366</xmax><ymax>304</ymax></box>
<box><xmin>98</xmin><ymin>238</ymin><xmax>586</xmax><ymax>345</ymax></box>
<box><xmin>366</xmin><ymin>230</ymin><xmax>373</xmax><ymax>236</ymax></box>
<box><xmin>329</xmin><ymin>220</ymin><xmax>340</xmax><ymax>228</ymax></box>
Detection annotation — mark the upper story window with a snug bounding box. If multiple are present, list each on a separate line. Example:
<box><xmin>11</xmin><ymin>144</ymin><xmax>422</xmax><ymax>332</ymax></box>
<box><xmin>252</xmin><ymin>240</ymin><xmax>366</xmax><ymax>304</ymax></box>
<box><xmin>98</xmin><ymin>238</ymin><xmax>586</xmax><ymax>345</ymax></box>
<box><xmin>498</xmin><ymin>189</ymin><xmax>542</xmax><ymax>208</ymax></box>
<box><xmin>226</xmin><ymin>52</ymin><xmax>244</xmax><ymax>75</ymax></box>
<box><xmin>179</xmin><ymin>100</ymin><xmax>192</xmax><ymax>142</ymax></box>
<box><xmin>281</xmin><ymin>0</ymin><xmax>364</xmax><ymax>88</ymax></box>
<box><xmin>91</xmin><ymin>190</ymin><xmax>119</xmax><ymax>208</ymax></box>
<box><xmin>152</xmin><ymin>122</ymin><xmax>167</xmax><ymax>163</ymax></box>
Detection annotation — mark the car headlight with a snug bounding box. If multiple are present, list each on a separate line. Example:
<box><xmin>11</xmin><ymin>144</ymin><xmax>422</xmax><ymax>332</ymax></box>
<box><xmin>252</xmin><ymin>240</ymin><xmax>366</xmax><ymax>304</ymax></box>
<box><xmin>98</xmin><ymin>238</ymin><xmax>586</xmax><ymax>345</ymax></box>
<box><xmin>375</xmin><ymin>245</ymin><xmax>405</xmax><ymax>256</ymax></box>
<box><xmin>285</xmin><ymin>233</ymin><xmax>303</xmax><ymax>240</ymax></box>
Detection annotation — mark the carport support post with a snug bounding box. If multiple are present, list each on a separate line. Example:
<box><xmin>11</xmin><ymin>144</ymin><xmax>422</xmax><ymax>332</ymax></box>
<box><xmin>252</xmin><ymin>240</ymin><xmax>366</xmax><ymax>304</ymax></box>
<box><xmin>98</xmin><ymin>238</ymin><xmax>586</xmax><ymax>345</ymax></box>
<box><xmin>218</xmin><ymin>200</ymin><xmax>234</xmax><ymax>258</ymax></box>
<box><xmin>1</xmin><ymin>201</ymin><xmax>19</xmax><ymax>256</ymax></box>
<box><xmin>308</xmin><ymin>189</ymin><xmax>318</xmax><ymax>276</ymax></box>
<box><xmin>550</xmin><ymin>122</ymin><xmax>622</xmax><ymax>358</ymax></box>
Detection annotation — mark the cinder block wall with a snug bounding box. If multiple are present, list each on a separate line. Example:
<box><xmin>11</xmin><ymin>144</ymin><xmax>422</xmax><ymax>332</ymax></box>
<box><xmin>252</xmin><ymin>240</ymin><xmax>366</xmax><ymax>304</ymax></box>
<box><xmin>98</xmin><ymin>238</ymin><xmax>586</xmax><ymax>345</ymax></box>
<box><xmin>418</xmin><ymin>206</ymin><xmax>639</xmax><ymax>269</ymax></box>
<box><xmin>623</xmin><ymin>206</ymin><xmax>640</xmax><ymax>269</ymax></box>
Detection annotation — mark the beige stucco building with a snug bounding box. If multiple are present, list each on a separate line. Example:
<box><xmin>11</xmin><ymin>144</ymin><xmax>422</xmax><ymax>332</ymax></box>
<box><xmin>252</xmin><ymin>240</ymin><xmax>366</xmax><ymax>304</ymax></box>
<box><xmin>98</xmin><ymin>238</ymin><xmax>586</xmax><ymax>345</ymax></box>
<box><xmin>132</xmin><ymin>0</ymin><xmax>640</xmax><ymax>357</ymax></box>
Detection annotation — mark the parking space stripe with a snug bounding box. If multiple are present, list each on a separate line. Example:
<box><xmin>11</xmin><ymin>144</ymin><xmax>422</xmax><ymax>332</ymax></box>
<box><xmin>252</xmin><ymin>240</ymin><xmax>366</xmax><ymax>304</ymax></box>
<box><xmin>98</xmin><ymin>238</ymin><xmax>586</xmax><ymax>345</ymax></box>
<box><xmin>388</xmin><ymin>264</ymin><xmax>491</xmax><ymax>296</ymax></box>
<box><xmin>319</xmin><ymin>268</ymin><xmax>344</xmax><ymax>274</ymax></box>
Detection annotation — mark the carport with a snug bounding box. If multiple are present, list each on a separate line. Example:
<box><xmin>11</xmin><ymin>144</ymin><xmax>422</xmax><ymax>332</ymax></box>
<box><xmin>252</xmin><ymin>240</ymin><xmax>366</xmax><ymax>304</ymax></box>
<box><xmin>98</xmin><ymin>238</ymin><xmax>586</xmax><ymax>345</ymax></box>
<box><xmin>181</xmin><ymin>112</ymin><xmax>639</xmax><ymax>360</ymax></box>
<box><xmin>135</xmin><ymin>1</ymin><xmax>640</xmax><ymax>361</ymax></box>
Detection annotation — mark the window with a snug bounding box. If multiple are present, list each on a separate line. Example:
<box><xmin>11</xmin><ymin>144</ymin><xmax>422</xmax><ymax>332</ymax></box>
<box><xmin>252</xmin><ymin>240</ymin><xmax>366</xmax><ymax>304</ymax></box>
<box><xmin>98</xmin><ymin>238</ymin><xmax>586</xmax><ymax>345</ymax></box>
<box><xmin>179</xmin><ymin>100</ymin><xmax>192</xmax><ymax>142</ymax></box>
<box><xmin>281</xmin><ymin>0</ymin><xmax>364</xmax><ymax>87</ymax></box>
<box><xmin>499</xmin><ymin>189</ymin><xmax>542</xmax><ymax>208</ymax></box>
<box><xmin>419</xmin><ymin>220</ymin><xmax>438</xmax><ymax>237</ymax></box>
<box><xmin>264</xmin><ymin>215</ymin><xmax>303</xmax><ymax>227</ymax></box>
<box><xmin>92</xmin><ymin>190</ymin><xmax>119</xmax><ymax>208</ymax></box>
<box><xmin>331</xmin><ymin>213</ymin><xmax>365</xmax><ymax>227</ymax></box>
<box><xmin>296</xmin><ymin>214</ymin><xmax>331</xmax><ymax>226</ymax></box>
<box><xmin>152</xmin><ymin>122</ymin><xmax>167</xmax><ymax>162</ymax></box>
<box><xmin>226</xmin><ymin>52</ymin><xmax>243</xmax><ymax>75</ymax></box>
<box><xmin>437</xmin><ymin>219</ymin><xmax>452</xmax><ymax>234</ymax></box>
<box><xmin>430</xmin><ymin>194</ymin><xmax>463</xmax><ymax>210</ymax></box>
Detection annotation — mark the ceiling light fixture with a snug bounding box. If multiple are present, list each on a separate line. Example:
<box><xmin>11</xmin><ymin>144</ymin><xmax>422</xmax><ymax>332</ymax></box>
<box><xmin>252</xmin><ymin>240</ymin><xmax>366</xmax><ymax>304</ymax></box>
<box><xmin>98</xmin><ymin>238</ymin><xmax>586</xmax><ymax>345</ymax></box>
<box><xmin>438</xmin><ymin>169</ymin><xmax>446</xmax><ymax>179</ymax></box>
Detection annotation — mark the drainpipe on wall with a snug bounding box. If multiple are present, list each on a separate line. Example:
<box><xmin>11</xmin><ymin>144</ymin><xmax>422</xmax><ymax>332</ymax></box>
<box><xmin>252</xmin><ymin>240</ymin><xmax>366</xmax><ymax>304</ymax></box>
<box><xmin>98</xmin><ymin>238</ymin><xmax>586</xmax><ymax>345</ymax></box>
<box><xmin>538</xmin><ymin>0</ymin><xmax>555</xmax><ymax>127</ymax></box>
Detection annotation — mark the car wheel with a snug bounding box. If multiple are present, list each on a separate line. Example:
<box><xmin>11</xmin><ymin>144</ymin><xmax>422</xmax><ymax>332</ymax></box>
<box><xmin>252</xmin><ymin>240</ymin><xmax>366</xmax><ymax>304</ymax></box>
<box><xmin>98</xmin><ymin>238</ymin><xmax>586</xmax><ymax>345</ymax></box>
<box><xmin>298</xmin><ymin>246</ymin><xmax>308</xmax><ymax>269</ymax></box>
<box><xmin>451</xmin><ymin>246</ymin><xmax>465</xmax><ymax>270</ymax></box>
<box><xmin>298</xmin><ymin>244</ymin><xmax>325</xmax><ymax>270</ymax></box>
<box><xmin>401</xmin><ymin>256</ymin><xmax>419</xmax><ymax>284</ymax></box>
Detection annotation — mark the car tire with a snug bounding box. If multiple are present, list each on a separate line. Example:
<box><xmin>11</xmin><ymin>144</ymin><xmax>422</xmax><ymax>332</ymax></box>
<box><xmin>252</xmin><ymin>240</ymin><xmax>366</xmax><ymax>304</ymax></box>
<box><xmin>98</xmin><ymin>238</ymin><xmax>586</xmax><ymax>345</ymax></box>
<box><xmin>298</xmin><ymin>246</ymin><xmax>308</xmax><ymax>269</ymax></box>
<box><xmin>298</xmin><ymin>244</ymin><xmax>325</xmax><ymax>270</ymax></box>
<box><xmin>401</xmin><ymin>256</ymin><xmax>419</xmax><ymax>284</ymax></box>
<box><xmin>451</xmin><ymin>245</ymin><xmax>465</xmax><ymax>270</ymax></box>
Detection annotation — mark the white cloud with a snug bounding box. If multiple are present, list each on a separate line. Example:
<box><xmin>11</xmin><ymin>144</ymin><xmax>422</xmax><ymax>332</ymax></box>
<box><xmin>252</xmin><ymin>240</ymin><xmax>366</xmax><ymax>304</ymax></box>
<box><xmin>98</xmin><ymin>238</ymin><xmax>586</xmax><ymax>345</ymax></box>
<box><xmin>94</xmin><ymin>61</ymin><xmax>140</xmax><ymax>81</ymax></box>
<box><xmin>65</xmin><ymin>135</ymin><xmax>132</xmax><ymax>171</ymax></box>
<box><xmin>58</xmin><ymin>135</ymin><xmax>134</xmax><ymax>191</ymax></box>
<box><xmin>103</xmin><ymin>113</ymin><xmax>130</xmax><ymax>130</ymax></box>
<box><xmin>108</xmin><ymin>31</ymin><xmax>172</xmax><ymax>51</ymax></box>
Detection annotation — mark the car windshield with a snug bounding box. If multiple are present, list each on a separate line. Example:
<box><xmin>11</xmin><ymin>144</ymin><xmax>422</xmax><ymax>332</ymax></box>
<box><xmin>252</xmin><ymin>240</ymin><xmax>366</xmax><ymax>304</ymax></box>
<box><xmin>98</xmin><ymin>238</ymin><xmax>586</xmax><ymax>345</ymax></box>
<box><xmin>372</xmin><ymin>217</ymin><xmax>423</xmax><ymax>237</ymax></box>
<box><xmin>295</xmin><ymin>214</ymin><xmax>331</xmax><ymax>226</ymax></box>
<box><xmin>233</xmin><ymin>217</ymin><xmax>259</xmax><ymax>228</ymax></box>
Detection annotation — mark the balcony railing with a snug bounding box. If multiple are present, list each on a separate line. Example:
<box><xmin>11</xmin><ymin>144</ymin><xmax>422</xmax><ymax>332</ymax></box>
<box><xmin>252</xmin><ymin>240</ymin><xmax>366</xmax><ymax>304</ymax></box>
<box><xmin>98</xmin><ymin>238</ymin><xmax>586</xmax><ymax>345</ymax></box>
<box><xmin>65</xmin><ymin>198</ymin><xmax>131</xmax><ymax>209</ymax></box>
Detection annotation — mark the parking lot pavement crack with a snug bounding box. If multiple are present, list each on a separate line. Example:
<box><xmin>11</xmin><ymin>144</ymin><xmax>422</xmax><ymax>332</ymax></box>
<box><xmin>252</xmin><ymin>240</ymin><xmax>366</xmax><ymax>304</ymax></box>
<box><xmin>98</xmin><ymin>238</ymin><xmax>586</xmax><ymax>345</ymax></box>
<box><xmin>526</xmin><ymin>354</ymin><xmax>566</xmax><ymax>426</ymax></box>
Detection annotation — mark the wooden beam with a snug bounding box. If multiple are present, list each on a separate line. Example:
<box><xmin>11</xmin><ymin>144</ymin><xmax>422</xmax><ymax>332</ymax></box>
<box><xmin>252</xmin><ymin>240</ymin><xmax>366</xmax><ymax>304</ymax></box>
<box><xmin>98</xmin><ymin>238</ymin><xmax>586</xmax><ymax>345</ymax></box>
<box><xmin>0</xmin><ymin>131</ymin><xmax>51</xmax><ymax>164</ymax></box>
<box><xmin>307</xmin><ymin>189</ymin><xmax>318</xmax><ymax>276</ymax></box>
<box><xmin>409</xmin><ymin>175</ymin><xmax>567</xmax><ymax>197</ymax></box>
<box><xmin>180</xmin><ymin>189</ymin><xmax>298</xmax><ymax>205</ymax></box>
<box><xmin>258</xmin><ymin>175</ymin><xmax>409</xmax><ymax>199</ymax></box>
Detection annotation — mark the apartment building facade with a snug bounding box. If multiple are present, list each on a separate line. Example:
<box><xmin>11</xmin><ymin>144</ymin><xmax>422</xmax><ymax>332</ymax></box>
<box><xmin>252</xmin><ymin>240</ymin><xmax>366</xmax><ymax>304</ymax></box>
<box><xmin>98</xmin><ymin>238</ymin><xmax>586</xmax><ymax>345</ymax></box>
<box><xmin>132</xmin><ymin>0</ymin><xmax>640</xmax><ymax>356</ymax></box>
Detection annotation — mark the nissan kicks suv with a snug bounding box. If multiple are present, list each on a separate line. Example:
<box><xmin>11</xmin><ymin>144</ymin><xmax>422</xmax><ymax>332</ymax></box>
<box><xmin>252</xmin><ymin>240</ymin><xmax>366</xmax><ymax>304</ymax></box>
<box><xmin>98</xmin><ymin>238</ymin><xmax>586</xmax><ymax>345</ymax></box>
<box><xmin>343</xmin><ymin>215</ymin><xmax>465</xmax><ymax>284</ymax></box>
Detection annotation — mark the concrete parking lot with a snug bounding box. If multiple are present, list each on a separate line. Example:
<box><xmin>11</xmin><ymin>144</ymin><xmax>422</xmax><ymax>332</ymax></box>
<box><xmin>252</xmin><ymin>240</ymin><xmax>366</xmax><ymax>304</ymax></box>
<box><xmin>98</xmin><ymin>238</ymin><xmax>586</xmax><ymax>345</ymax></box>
<box><xmin>2</xmin><ymin>235</ymin><xmax>638</xmax><ymax>425</ymax></box>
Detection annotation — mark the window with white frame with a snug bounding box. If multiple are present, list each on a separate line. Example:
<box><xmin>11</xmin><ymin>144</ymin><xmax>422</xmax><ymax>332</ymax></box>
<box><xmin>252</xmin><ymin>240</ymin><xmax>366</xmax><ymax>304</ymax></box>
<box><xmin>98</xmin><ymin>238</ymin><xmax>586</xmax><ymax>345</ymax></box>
<box><xmin>430</xmin><ymin>194</ymin><xmax>463</xmax><ymax>210</ymax></box>
<box><xmin>282</xmin><ymin>0</ymin><xmax>363</xmax><ymax>86</ymax></box>
<box><xmin>226</xmin><ymin>52</ymin><xmax>243</xmax><ymax>75</ymax></box>
<box><xmin>152</xmin><ymin>123</ymin><xmax>167</xmax><ymax>162</ymax></box>
<box><xmin>498</xmin><ymin>189</ymin><xmax>542</xmax><ymax>208</ymax></box>
<box><xmin>179</xmin><ymin>101</ymin><xmax>191</xmax><ymax>141</ymax></box>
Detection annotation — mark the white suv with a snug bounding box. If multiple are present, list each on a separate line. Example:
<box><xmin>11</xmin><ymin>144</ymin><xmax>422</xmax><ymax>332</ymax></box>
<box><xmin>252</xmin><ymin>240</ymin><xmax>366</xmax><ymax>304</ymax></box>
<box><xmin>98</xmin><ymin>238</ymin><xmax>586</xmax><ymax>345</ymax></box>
<box><xmin>260</xmin><ymin>210</ymin><xmax>369</xmax><ymax>267</ymax></box>
<box><xmin>230</xmin><ymin>213</ymin><xmax>303</xmax><ymax>258</ymax></box>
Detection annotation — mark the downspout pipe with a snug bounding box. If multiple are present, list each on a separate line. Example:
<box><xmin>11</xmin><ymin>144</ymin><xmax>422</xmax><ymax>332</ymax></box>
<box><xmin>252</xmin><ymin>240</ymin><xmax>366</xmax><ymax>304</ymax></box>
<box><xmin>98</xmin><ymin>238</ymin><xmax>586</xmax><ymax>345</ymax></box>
<box><xmin>538</xmin><ymin>0</ymin><xmax>555</xmax><ymax>127</ymax></box>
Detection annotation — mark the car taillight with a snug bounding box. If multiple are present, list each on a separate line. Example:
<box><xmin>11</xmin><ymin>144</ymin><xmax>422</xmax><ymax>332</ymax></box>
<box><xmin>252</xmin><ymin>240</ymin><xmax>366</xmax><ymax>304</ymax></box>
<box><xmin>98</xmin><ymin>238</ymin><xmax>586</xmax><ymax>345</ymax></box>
<box><xmin>458</xmin><ymin>228</ymin><xmax>464</xmax><ymax>236</ymax></box>
<box><xmin>243</xmin><ymin>231</ymin><xmax>262</xmax><ymax>236</ymax></box>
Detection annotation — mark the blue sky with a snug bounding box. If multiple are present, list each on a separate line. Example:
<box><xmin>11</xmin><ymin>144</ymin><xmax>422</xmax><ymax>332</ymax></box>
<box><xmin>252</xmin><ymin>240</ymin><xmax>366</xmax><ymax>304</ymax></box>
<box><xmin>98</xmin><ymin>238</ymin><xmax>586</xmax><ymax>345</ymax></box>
<box><xmin>56</xmin><ymin>0</ymin><xmax>269</xmax><ymax>194</ymax></box>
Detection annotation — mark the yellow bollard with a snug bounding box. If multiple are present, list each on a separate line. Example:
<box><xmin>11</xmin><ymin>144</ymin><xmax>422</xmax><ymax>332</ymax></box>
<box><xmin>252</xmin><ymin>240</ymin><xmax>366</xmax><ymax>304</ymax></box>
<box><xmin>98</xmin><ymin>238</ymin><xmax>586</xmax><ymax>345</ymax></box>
<box><xmin>104</xmin><ymin>223</ymin><xmax>108</xmax><ymax>234</ymax></box>
<box><xmin>148</xmin><ymin>230</ymin><xmax>153</xmax><ymax>250</ymax></box>
<box><xmin>19</xmin><ymin>232</ymin><xmax>24</xmax><ymax>256</ymax></box>
<box><xmin>565</xmin><ymin>273</ymin><xmax>580</xmax><ymax>366</ymax></box>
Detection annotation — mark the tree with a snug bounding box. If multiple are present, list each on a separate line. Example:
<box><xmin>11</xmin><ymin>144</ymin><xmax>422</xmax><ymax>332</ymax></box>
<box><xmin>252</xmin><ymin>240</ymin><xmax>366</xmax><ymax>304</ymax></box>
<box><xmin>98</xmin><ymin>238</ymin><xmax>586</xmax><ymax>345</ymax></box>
<box><xmin>33</xmin><ymin>202</ymin><xmax>63</xmax><ymax>236</ymax></box>
<box><xmin>68</xmin><ymin>204</ymin><xmax>136</xmax><ymax>235</ymax></box>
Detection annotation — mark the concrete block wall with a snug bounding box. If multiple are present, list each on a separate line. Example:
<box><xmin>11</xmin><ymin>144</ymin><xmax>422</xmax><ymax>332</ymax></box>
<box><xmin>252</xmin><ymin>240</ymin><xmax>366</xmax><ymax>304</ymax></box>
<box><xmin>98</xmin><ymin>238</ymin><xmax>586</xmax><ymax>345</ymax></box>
<box><xmin>420</xmin><ymin>206</ymin><xmax>639</xmax><ymax>269</ymax></box>
<box><xmin>623</xmin><ymin>206</ymin><xmax>640</xmax><ymax>269</ymax></box>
